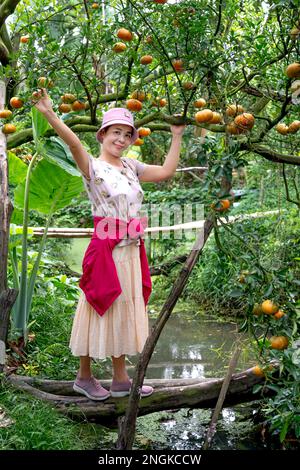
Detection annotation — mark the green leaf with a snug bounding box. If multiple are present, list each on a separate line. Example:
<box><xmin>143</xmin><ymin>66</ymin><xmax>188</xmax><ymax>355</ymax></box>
<box><xmin>292</xmin><ymin>321</ymin><xmax>298</xmax><ymax>336</ymax></box>
<box><xmin>8</xmin><ymin>151</ymin><xmax>27</xmax><ymax>186</ymax></box>
<box><xmin>214</xmin><ymin>165</ymin><xmax>223</xmax><ymax>179</ymax></box>
<box><xmin>279</xmin><ymin>419</ymin><xmax>289</xmax><ymax>443</ymax></box>
<box><xmin>265</xmin><ymin>384</ymin><xmax>281</xmax><ymax>393</ymax></box>
<box><xmin>41</xmin><ymin>137</ymin><xmax>81</xmax><ymax>176</ymax></box>
<box><xmin>229</xmin><ymin>288</ymin><xmax>244</xmax><ymax>297</ymax></box>
<box><xmin>10</xmin><ymin>207</ymin><xmax>24</xmax><ymax>225</ymax></box>
<box><xmin>252</xmin><ymin>384</ymin><xmax>263</xmax><ymax>394</ymax></box>
<box><xmin>239</xmin><ymin>317</ymin><xmax>249</xmax><ymax>332</ymax></box>
<box><xmin>31</xmin><ymin>107</ymin><xmax>50</xmax><ymax>142</ymax></box>
<box><xmin>9</xmin><ymin>224</ymin><xmax>33</xmax><ymax>249</ymax></box>
<box><xmin>263</xmin><ymin>284</ymin><xmax>273</xmax><ymax>297</ymax></box>
<box><xmin>14</xmin><ymin>159</ymin><xmax>84</xmax><ymax>214</ymax></box>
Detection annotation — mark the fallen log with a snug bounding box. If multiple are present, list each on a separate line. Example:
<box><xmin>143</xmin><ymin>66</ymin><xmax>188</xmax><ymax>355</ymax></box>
<box><xmin>6</xmin><ymin>368</ymin><xmax>268</xmax><ymax>425</ymax></box>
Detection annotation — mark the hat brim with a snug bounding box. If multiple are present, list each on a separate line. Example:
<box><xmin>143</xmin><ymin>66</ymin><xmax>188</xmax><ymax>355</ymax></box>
<box><xmin>96</xmin><ymin>119</ymin><xmax>139</xmax><ymax>144</ymax></box>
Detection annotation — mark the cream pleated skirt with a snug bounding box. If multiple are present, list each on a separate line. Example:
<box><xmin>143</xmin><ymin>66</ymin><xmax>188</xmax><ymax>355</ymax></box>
<box><xmin>69</xmin><ymin>242</ymin><xmax>149</xmax><ymax>359</ymax></box>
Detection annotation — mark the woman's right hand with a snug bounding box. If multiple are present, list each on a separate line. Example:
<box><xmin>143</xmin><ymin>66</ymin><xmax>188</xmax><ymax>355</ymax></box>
<box><xmin>32</xmin><ymin>88</ymin><xmax>54</xmax><ymax>114</ymax></box>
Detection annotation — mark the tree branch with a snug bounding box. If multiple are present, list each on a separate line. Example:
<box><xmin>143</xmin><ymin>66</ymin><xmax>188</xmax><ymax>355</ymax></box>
<box><xmin>214</xmin><ymin>0</ymin><xmax>223</xmax><ymax>36</ymax></box>
<box><xmin>243</xmin><ymin>143</ymin><xmax>300</xmax><ymax>166</ymax></box>
<box><xmin>0</xmin><ymin>0</ymin><xmax>21</xmax><ymax>27</ymax></box>
<box><xmin>228</xmin><ymin>45</ymin><xmax>294</xmax><ymax>97</ymax></box>
<box><xmin>0</xmin><ymin>36</ymin><xmax>9</xmax><ymax>64</ymax></box>
<box><xmin>250</xmin><ymin>96</ymin><xmax>271</xmax><ymax>115</ymax></box>
<box><xmin>10</xmin><ymin>107</ymin><xmax>300</xmax><ymax>171</ymax></box>
<box><xmin>241</xmin><ymin>85</ymin><xmax>285</xmax><ymax>103</ymax></box>
<box><xmin>282</xmin><ymin>164</ymin><xmax>300</xmax><ymax>207</ymax></box>
<box><xmin>254</xmin><ymin>82</ymin><xmax>291</xmax><ymax>142</ymax></box>
<box><xmin>0</xmin><ymin>23</ymin><xmax>12</xmax><ymax>53</ymax></box>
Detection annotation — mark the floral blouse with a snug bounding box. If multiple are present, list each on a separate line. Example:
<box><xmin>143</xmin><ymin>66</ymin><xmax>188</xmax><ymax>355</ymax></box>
<box><xmin>80</xmin><ymin>155</ymin><xmax>146</xmax><ymax>247</ymax></box>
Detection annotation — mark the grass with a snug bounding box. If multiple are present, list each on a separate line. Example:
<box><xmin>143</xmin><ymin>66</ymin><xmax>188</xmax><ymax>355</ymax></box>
<box><xmin>20</xmin><ymin>294</ymin><xmax>80</xmax><ymax>380</ymax></box>
<box><xmin>16</xmin><ymin>290</ymin><xmax>113</xmax><ymax>381</ymax></box>
<box><xmin>0</xmin><ymin>383</ymin><xmax>111</xmax><ymax>450</ymax></box>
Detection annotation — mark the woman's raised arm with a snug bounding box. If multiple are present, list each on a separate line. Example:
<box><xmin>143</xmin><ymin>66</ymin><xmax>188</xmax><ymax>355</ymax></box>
<box><xmin>33</xmin><ymin>88</ymin><xmax>90</xmax><ymax>179</ymax></box>
<box><xmin>139</xmin><ymin>123</ymin><xmax>186</xmax><ymax>183</ymax></box>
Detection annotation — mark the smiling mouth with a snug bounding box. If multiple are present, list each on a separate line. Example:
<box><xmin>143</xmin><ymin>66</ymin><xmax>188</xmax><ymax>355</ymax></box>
<box><xmin>114</xmin><ymin>144</ymin><xmax>124</xmax><ymax>149</ymax></box>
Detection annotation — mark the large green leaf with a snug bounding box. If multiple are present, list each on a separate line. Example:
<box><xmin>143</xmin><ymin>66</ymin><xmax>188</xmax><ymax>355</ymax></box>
<box><xmin>9</xmin><ymin>224</ymin><xmax>33</xmax><ymax>249</ymax></box>
<box><xmin>10</xmin><ymin>207</ymin><xmax>24</xmax><ymax>225</ymax></box>
<box><xmin>8</xmin><ymin>151</ymin><xmax>27</xmax><ymax>186</ymax></box>
<box><xmin>14</xmin><ymin>159</ymin><xmax>84</xmax><ymax>214</ymax></box>
<box><xmin>41</xmin><ymin>137</ymin><xmax>81</xmax><ymax>176</ymax></box>
<box><xmin>31</xmin><ymin>107</ymin><xmax>50</xmax><ymax>142</ymax></box>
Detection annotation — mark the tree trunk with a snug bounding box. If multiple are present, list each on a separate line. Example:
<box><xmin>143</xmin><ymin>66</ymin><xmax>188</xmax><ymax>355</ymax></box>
<box><xmin>115</xmin><ymin>217</ymin><xmax>214</xmax><ymax>449</ymax></box>
<box><xmin>6</xmin><ymin>368</ymin><xmax>268</xmax><ymax>424</ymax></box>
<box><xmin>0</xmin><ymin>80</ymin><xmax>18</xmax><ymax>372</ymax></box>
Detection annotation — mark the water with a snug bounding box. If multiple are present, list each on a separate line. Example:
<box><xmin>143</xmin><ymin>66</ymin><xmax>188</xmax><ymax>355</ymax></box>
<box><xmin>141</xmin><ymin>312</ymin><xmax>250</xmax><ymax>380</ymax></box>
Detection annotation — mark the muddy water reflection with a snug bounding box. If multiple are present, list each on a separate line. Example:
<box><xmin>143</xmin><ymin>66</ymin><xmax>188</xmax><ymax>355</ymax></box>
<box><xmin>129</xmin><ymin>313</ymin><xmax>251</xmax><ymax>380</ymax></box>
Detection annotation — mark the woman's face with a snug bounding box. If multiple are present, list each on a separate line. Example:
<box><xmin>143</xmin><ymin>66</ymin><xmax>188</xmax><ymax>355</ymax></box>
<box><xmin>101</xmin><ymin>124</ymin><xmax>133</xmax><ymax>157</ymax></box>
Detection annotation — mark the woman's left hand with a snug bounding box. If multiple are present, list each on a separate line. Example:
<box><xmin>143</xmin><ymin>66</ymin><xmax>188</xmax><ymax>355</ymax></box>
<box><xmin>170</xmin><ymin>123</ymin><xmax>186</xmax><ymax>136</ymax></box>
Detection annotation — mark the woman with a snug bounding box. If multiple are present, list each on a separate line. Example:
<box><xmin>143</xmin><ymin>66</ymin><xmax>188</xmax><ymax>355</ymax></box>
<box><xmin>34</xmin><ymin>89</ymin><xmax>185</xmax><ymax>400</ymax></box>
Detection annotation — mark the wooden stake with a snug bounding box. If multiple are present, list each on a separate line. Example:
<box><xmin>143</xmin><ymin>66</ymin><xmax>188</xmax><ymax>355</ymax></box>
<box><xmin>202</xmin><ymin>344</ymin><xmax>241</xmax><ymax>450</ymax></box>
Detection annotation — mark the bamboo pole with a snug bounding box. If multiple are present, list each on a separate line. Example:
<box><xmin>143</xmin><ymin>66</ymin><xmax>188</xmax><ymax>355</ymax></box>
<box><xmin>176</xmin><ymin>167</ymin><xmax>208</xmax><ymax>172</ymax></box>
<box><xmin>27</xmin><ymin>210</ymin><xmax>282</xmax><ymax>238</ymax></box>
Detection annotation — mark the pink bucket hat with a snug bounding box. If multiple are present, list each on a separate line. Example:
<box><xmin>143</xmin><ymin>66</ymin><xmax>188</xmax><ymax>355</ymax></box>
<box><xmin>96</xmin><ymin>108</ymin><xmax>139</xmax><ymax>144</ymax></box>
